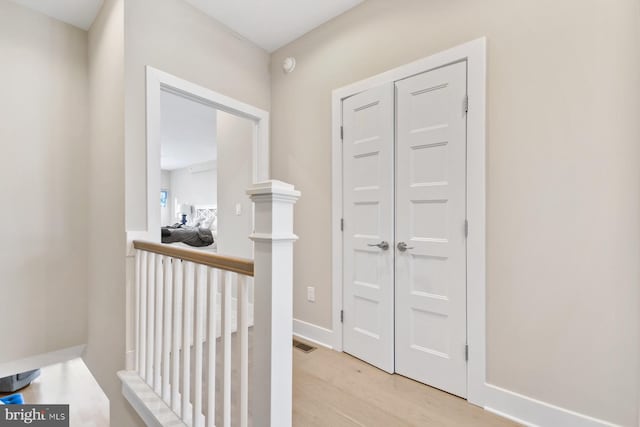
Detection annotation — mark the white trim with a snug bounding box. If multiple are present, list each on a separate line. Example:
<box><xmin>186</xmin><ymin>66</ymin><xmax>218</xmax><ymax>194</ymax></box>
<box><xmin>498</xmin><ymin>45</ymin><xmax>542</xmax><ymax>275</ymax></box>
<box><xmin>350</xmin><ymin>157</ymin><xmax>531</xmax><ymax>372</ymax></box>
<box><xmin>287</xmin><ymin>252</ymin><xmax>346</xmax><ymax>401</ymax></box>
<box><xmin>140</xmin><ymin>66</ymin><xmax>270</xmax><ymax>245</ymax></box>
<box><xmin>0</xmin><ymin>345</ymin><xmax>86</xmax><ymax>378</ymax></box>
<box><xmin>484</xmin><ymin>384</ymin><xmax>621</xmax><ymax>427</ymax></box>
<box><xmin>330</xmin><ymin>90</ymin><xmax>343</xmax><ymax>352</ymax></box>
<box><xmin>331</xmin><ymin>37</ymin><xmax>487</xmax><ymax>405</ymax></box>
<box><xmin>293</xmin><ymin>319</ymin><xmax>334</xmax><ymax>350</ymax></box>
<box><xmin>118</xmin><ymin>370</ymin><xmax>186</xmax><ymax>427</ymax></box>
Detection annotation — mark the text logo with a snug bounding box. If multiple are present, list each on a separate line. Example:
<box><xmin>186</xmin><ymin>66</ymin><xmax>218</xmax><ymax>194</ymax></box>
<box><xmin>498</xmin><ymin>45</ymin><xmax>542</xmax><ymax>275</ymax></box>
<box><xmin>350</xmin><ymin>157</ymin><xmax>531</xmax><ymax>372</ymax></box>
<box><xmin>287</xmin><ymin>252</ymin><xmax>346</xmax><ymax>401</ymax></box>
<box><xmin>0</xmin><ymin>405</ymin><xmax>68</xmax><ymax>427</ymax></box>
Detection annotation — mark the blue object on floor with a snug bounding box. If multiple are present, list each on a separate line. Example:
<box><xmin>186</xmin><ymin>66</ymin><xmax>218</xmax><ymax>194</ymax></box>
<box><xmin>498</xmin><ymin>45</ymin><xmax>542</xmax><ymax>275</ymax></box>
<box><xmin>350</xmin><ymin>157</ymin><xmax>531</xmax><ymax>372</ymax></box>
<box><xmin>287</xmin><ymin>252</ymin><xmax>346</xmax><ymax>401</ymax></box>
<box><xmin>0</xmin><ymin>393</ymin><xmax>24</xmax><ymax>405</ymax></box>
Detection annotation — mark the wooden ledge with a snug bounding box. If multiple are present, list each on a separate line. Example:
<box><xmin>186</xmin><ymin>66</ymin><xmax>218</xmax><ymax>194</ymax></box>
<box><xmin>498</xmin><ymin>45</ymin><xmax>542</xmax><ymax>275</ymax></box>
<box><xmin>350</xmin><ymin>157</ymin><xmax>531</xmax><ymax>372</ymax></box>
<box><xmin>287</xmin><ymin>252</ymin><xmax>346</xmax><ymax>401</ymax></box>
<box><xmin>133</xmin><ymin>240</ymin><xmax>254</xmax><ymax>277</ymax></box>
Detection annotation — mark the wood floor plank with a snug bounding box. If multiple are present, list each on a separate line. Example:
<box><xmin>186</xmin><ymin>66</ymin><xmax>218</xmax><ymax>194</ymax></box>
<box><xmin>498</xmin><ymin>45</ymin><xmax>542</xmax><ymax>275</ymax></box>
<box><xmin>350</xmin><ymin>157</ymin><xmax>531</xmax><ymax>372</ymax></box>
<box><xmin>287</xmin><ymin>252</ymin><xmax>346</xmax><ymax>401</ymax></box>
<box><xmin>3</xmin><ymin>338</ymin><xmax>518</xmax><ymax>427</ymax></box>
<box><xmin>0</xmin><ymin>358</ymin><xmax>109</xmax><ymax>427</ymax></box>
<box><xmin>292</xmin><ymin>340</ymin><xmax>519</xmax><ymax>427</ymax></box>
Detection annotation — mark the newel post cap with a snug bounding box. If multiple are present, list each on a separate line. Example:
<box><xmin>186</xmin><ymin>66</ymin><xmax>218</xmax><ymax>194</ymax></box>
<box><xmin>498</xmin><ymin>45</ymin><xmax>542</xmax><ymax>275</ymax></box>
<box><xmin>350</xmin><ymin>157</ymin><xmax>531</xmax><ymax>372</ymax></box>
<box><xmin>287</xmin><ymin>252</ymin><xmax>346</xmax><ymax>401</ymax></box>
<box><xmin>247</xmin><ymin>180</ymin><xmax>301</xmax><ymax>202</ymax></box>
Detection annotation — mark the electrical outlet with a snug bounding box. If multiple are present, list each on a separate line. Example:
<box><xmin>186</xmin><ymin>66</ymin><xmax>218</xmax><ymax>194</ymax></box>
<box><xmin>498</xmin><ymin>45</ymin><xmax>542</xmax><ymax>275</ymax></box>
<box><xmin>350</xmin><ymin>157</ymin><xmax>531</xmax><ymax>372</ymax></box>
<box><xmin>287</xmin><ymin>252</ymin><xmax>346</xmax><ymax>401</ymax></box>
<box><xmin>235</xmin><ymin>203</ymin><xmax>242</xmax><ymax>216</ymax></box>
<box><xmin>307</xmin><ymin>286</ymin><xmax>315</xmax><ymax>302</ymax></box>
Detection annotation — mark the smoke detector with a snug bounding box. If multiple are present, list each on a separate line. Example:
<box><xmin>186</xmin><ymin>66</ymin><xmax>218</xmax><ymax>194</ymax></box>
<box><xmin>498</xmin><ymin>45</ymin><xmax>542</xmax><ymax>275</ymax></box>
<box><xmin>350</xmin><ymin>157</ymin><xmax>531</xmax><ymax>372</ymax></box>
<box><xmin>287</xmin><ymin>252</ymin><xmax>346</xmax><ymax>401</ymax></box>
<box><xmin>282</xmin><ymin>57</ymin><xmax>296</xmax><ymax>74</ymax></box>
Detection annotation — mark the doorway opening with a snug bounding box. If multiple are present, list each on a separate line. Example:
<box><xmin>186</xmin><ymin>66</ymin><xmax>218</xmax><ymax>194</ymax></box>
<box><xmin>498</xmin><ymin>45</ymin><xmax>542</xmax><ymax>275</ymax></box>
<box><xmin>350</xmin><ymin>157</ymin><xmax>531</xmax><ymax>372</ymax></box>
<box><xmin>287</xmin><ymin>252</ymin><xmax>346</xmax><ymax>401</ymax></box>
<box><xmin>144</xmin><ymin>66</ymin><xmax>270</xmax><ymax>258</ymax></box>
<box><xmin>158</xmin><ymin>89</ymin><xmax>256</xmax><ymax>259</ymax></box>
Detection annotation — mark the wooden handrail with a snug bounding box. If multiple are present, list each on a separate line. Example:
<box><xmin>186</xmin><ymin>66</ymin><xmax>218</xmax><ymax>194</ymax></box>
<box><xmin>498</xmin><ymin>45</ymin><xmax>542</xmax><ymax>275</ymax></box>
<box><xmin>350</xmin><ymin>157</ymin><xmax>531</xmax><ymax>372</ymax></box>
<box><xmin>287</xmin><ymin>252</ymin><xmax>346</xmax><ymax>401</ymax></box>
<box><xmin>133</xmin><ymin>240</ymin><xmax>254</xmax><ymax>277</ymax></box>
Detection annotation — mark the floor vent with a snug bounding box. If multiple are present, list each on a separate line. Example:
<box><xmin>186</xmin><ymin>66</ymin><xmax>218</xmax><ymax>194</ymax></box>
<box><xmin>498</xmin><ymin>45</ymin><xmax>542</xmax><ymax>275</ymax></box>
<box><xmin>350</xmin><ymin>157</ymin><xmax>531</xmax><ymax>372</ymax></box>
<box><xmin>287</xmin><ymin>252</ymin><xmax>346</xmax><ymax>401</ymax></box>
<box><xmin>293</xmin><ymin>339</ymin><xmax>317</xmax><ymax>353</ymax></box>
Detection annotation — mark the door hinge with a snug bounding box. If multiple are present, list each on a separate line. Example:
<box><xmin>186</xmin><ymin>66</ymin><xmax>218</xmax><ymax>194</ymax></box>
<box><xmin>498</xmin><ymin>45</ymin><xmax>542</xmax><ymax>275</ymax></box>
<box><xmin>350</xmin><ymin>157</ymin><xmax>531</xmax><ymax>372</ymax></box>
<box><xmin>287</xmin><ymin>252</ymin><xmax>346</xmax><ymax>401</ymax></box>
<box><xmin>463</xmin><ymin>94</ymin><xmax>469</xmax><ymax>113</ymax></box>
<box><xmin>464</xmin><ymin>219</ymin><xmax>469</xmax><ymax>238</ymax></box>
<box><xmin>340</xmin><ymin>126</ymin><xmax>344</xmax><ymax>140</ymax></box>
<box><xmin>465</xmin><ymin>344</ymin><xmax>469</xmax><ymax>361</ymax></box>
<box><xmin>340</xmin><ymin>310</ymin><xmax>344</xmax><ymax>323</ymax></box>
<box><xmin>341</xmin><ymin>218</ymin><xmax>344</xmax><ymax>231</ymax></box>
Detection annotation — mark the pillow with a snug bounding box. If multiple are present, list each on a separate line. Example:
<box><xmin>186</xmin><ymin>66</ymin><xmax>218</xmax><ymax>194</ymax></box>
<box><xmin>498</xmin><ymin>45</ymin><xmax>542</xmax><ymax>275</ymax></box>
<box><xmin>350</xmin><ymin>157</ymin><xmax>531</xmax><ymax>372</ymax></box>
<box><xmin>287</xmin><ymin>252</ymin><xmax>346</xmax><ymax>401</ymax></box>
<box><xmin>200</xmin><ymin>216</ymin><xmax>213</xmax><ymax>229</ymax></box>
<box><xmin>193</xmin><ymin>208</ymin><xmax>216</xmax><ymax>229</ymax></box>
<box><xmin>187</xmin><ymin>216</ymin><xmax>201</xmax><ymax>227</ymax></box>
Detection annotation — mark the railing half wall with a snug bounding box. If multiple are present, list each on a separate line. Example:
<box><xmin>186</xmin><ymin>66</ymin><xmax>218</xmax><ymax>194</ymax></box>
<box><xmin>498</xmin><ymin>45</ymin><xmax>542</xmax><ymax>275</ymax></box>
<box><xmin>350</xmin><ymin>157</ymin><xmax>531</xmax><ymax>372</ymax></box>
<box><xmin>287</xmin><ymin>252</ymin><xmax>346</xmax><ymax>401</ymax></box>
<box><xmin>118</xmin><ymin>180</ymin><xmax>300</xmax><ymax>427</ymax></box>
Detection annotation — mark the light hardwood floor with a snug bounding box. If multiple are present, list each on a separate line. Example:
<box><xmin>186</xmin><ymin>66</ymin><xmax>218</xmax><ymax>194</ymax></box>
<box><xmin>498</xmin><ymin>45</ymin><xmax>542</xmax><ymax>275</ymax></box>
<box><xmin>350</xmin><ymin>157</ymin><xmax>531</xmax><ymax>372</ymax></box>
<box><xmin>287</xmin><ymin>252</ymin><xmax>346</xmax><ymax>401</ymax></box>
<box><xmin>2</xmin><ymin>343</ymin><xmax>518</xmax><ymax>427</ymax></box>
<box><xmin>0</xmin><ymin>358</ymin><xmax>109</xmax><ymax>427</ymax></box>
<box><xmin>293</xmin><ymin>339</ymin><xmax>519</xmax><ymax>427</ymax></box>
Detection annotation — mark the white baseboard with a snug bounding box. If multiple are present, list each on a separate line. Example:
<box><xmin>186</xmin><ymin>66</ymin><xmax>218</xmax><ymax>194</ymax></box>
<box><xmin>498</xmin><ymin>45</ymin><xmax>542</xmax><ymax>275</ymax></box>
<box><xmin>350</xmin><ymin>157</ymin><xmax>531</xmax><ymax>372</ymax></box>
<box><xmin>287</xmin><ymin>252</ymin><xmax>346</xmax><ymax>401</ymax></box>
<box><xmin>0</xmin><ymin>344</ymin><xmax>86</xmax><ymax>378</ymax></box>
<box><xmin>485</xmin><ymin>384</ymin><xmax>620</xmax><ymax>427</ymax></box>
<box><xmin>293</xmin><ymin>319</ymin><xmax>334</xmax><ymax>350</ymax></box>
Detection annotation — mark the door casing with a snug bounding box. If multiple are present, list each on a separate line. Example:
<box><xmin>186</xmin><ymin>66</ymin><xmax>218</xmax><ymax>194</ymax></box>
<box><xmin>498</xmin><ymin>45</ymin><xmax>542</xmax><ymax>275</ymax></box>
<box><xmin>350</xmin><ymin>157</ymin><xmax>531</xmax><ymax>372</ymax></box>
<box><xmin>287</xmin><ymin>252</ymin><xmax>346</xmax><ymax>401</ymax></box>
<box><xmin>331</xmin><ymin>38</ymin><xmax>487</xmax><ymax>406</ymax></box>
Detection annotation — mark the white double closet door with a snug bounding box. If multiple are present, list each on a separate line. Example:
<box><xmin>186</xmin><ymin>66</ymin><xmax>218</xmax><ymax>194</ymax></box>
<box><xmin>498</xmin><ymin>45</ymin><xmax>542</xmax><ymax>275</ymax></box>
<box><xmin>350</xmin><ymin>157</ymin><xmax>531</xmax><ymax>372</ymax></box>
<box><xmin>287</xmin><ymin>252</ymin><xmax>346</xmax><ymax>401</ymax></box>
<box><xmin>342</xmin><ymin>61</ymin><xmax>468</xmax><ymax>398</ymax></box>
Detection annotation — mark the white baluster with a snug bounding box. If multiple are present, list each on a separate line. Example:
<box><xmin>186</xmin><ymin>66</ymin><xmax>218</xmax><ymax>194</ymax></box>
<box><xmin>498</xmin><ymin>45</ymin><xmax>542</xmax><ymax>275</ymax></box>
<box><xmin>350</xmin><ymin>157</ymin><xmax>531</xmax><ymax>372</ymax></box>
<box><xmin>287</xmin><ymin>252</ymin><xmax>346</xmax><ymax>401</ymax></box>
<box><xmin>238</xmin><ymin>274</ymin><xmax>249</xmax><ymax>427</ymax></box>
<box><xmin>221</xmin><ymin>271</ymin><xmax>232</xmax><ymax>427</ymax></box>
<box><xmin>162</xmin><ymin>256</ymin><xmax>173</xmax><ymax>402</ymax></box>
<box><xmin>172</xmin><ymin>259</ymin><xmax>183</xmax><ymax>415</ymax></box>
<box><xmin>137</xmin><ymin>250</ymin><xmax>146</xmax><ymax>378</ymax></box>
<box><xmin>193</xmin><ymin>265</ymin><xmax>205</xmax><ymax>427</ymax></box>
<box><xmin>206</xmin><ymin>269</ymin><xmax>218</xmax><ymax>427</ymax></box>
<box><xmin>132</xmin><ymin>241</ymin><xmax>268</xmax><ymax>427</ymax></box>
<box><xmin>146</xmin><ymin>253</ymin><xmax>156</xmax><ymax>387</ymax></box>
<box><xmin>182</xmin><ymin>262</ymin><xmax>194</xmax><ymax>426</ymax></box>
<box><xmin>155</xmin><ymin>255</ymin><xmax>164</xmax><ymax>395</ymax></box>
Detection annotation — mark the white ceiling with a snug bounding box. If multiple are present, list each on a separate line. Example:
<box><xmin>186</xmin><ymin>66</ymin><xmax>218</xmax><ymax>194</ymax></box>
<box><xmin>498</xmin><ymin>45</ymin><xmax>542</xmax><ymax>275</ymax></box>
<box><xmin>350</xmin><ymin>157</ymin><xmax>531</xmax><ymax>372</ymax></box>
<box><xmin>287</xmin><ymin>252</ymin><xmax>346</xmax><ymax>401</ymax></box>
<box><xmin>10</xmin><ymin>0</ymin><xmax>103</xmax><ymax>30</ymax></box>
<box><xmin>10</xmin><ymin>0</ymin><xmax>363</xmax><ymax>51</ymax></box>
<box><xmin>161</xmin><ymin>90</ymin><xmax>217</xmax><ymax>171</ymax></box>
<box><xmin>184</xmin><ymin>0</ymin><xmax>364</xmax><ymax>52</ymax></box>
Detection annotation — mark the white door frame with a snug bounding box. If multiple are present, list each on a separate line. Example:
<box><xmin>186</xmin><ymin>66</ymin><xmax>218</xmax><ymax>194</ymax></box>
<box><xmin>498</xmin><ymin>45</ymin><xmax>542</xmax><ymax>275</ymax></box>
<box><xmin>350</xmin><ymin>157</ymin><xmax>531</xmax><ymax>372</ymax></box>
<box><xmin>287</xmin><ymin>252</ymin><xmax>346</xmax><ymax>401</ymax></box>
<box><xmin>331</xmin><ymin>38</ymin><xmax>487</xmax><ymax>406</ymax></box>
<box><xmin>144</xmin><ymin>66</ymin><xmax>270</xmax><ymax>242</ymax></box>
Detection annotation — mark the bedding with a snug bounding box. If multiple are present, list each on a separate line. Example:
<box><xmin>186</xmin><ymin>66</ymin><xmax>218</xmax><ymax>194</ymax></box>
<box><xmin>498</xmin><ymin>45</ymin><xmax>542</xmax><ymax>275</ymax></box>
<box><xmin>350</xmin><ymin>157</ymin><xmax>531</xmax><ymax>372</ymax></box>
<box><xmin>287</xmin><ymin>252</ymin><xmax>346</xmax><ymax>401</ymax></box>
<box><xmin>161</xmin><ymin>224</ymin><xmax>214</xmax><ymax>247</ymax></box>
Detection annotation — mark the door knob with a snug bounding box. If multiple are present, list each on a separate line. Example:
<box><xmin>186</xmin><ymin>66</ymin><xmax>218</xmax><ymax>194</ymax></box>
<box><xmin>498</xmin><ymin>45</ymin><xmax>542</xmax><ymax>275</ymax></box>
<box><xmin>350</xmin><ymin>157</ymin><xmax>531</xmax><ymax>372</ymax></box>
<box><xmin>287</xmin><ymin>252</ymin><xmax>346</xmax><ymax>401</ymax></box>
<box><xmin>397</xmin><ymin>242</ymin><xmax>414</xmax><ymax>252</ymax></box>
<box><xmin>367</xmin><ymin>241</ymin><xmax>390</xmax><ymax>250</ymax></box>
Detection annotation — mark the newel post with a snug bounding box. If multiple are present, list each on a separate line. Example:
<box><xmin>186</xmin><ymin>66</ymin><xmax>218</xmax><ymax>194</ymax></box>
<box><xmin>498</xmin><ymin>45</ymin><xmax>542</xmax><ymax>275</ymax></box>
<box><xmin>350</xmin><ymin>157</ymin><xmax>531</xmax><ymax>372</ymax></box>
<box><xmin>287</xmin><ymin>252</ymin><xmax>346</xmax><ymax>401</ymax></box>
<box><xmin>248</xmin><ymin>180</ymin><xmax>300</xmax><ymax>427</ymax></box>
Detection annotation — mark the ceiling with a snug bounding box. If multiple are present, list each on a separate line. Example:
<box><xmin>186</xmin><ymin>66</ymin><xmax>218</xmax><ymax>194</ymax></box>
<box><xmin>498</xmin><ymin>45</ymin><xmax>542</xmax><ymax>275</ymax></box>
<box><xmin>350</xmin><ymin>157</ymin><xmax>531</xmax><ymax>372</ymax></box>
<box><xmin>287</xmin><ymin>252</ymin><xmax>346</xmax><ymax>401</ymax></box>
<box><xmin>11</xmin><ymin>0</ymin><xmax>363</xmax><ymax>51</ymax></box>
<box><xmin>179</xmin><ymin>0</ymin><xmax>364</xmax><ymax>52</ymax></box>
<box><xmin>10</xmin><ymin>0</ymin><xmax>103</xmax><ymax>30</ymax></box>
<box><xmin>161</xmin><ymin>90</ymin><xmax>217</xmax><ymax>171</ymax></box>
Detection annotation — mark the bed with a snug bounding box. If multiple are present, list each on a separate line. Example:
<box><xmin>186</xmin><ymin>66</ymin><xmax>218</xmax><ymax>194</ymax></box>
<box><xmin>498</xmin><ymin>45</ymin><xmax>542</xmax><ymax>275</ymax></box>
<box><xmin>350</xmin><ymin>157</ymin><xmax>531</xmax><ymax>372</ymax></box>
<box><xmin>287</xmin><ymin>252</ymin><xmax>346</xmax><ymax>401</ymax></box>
<box><xmin>161</xmin><ymin>205</ymin><xmax>218</xmax><ymax>250</ymax></box>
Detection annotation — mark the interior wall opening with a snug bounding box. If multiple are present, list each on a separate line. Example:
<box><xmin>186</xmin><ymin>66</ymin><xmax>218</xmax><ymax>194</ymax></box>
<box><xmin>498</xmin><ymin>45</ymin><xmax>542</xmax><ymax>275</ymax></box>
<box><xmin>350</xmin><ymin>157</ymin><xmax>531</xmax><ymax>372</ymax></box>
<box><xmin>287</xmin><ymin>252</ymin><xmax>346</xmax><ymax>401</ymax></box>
<box><xmin>158</xmin><ymin>88</ymin><xmax>256</xmax><ymax>260</ymax></box>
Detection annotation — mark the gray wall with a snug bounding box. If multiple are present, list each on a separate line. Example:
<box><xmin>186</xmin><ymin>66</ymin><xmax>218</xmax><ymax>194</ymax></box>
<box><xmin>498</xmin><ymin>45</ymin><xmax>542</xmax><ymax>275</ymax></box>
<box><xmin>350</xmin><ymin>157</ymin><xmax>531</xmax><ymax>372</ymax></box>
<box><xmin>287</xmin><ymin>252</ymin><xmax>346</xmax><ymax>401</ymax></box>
<box><xmin>124</xmin><ymin>0</ymin><xmax>271</xmax><ymax>233</ymax></box>
<box><xmin>270</xmin><ymin>0</ymin><xmax>640</xmax><ymax>425</ymax></box>
<box><xmin>87</xmin><ymin>0</ymin><xmax>142</xmax><ymax>425</ymax></box>
<box><xmin>216</xmin><ymin>111</ymin><xmax>254</xmax><ymax>259</ymax></box>
<box><xmin>0</xmin><ymin>0</ymin><xmax>88</xmax><ymax>363</ymax></box>
<box><xmin>120</xmin><ymin>2</ymin><xmax>272</xmax><ymax>423</ymax></box>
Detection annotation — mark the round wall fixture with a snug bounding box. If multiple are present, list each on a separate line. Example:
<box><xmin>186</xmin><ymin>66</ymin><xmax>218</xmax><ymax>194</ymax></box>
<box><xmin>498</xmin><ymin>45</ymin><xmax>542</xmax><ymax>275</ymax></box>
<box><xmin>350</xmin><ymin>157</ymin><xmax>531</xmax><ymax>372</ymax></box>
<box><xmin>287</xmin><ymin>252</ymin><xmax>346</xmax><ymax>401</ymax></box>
<box><xmin>282</xmin><ymin>57</ymin><xmax>296</xmax><ymax>73</ymax></box>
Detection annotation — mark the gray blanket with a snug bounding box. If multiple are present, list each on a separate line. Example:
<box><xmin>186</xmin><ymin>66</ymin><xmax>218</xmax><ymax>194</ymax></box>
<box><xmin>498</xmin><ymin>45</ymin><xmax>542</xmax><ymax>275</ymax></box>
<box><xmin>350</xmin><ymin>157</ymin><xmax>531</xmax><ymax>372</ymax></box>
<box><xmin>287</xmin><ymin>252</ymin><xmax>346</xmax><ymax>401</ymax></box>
<box><xmin>161</xmin><ymin>226</ymin><xmax>214</xmax><ymax>247</ymax></box>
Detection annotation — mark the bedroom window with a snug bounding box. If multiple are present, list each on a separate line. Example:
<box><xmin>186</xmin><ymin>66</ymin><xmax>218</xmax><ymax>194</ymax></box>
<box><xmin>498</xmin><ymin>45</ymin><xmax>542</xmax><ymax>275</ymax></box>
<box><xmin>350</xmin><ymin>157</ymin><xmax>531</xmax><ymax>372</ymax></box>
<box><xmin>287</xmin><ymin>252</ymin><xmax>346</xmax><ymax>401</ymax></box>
<box><xmin>160</xmin><ymin>190</ymin><xmax>168</xmax><ymax>208</ymax></box>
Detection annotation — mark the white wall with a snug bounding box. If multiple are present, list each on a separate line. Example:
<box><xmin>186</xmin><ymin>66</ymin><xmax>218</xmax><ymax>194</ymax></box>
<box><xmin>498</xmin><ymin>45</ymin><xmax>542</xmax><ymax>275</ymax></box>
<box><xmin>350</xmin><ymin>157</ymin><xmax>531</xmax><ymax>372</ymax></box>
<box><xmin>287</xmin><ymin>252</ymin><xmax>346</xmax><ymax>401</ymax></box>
<box><xmin>87</xmin><ymin>0</ymin><xmax>143</xmax><ymax>426</ymax></box>
<box><xmin>0</xmin><ymin>0</ymin><xmax>88</xmax><ymax>363</ymax></box>
<box><xmin>216</xmin><ymin>111</ymin><xmax>254</xmax><ymax>259</ymax></box>
<box><xmin>167</xmin><ymin>165</ymin><xmax>217</xmax><ymax>224</ymax></box>
<box><xmin>270</xmin><ymin>0</ymin><xmax>640</xmax><ymax>425</ymax></box>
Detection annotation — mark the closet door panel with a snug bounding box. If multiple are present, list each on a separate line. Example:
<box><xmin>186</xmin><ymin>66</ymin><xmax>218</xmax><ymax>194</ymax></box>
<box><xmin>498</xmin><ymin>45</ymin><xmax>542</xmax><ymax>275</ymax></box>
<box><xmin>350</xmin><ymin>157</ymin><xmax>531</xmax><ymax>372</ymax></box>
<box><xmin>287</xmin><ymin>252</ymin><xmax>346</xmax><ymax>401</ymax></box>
<box><xmin>395</xmin><ymin>61</ymin><xmax>468</xmax><ymax>397</ymax></box>
<box><xmin>342</xmin><ymin>83</ymin><xmax>395</xmax><ymax>373</ymax></box>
